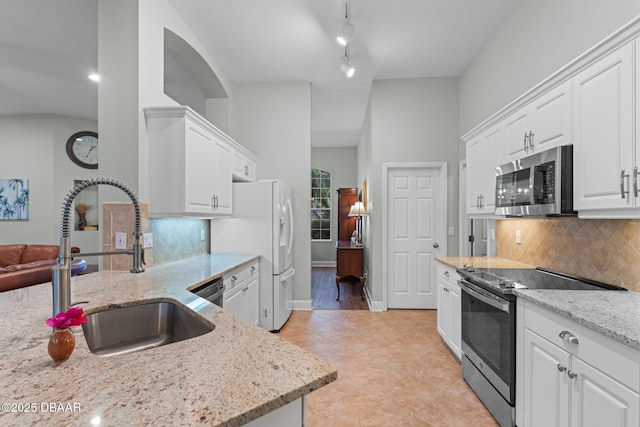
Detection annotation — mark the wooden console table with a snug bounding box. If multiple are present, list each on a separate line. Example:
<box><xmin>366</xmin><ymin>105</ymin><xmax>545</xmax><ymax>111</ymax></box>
<box><xmin>335</xmin><ymin>240</ymin><xmax>365</xmax><ymax>300</ymax></box>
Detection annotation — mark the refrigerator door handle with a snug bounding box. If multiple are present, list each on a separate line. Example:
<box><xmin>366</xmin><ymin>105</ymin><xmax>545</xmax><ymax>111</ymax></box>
<box><xmin>280</xmin><ymin>268</ymin><xmax>295</xmax><ymax>282</ymax></box>
<box><xmin>286</xmin><ymin>198</ymin><xmax>294</xmax><ymax>257</ymax></box>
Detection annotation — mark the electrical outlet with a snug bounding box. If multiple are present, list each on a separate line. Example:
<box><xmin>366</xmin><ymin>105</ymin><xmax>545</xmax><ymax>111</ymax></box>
<box><xmin>143</xmin><ymin>233</ymin><xmax>153</xmax><ymax>248</ymax></box>
<box><xmin>515</xmin><ymin>230</ymin><xmax>522</xmax><ymax>245</ymax></box>
<box><xmin>115</xmin><ymin>232</ymin><xmax>127</xmax><ymax>250</ymax></box>
<box><xmin>200</xmin><ymin>229</ymin><xmax>206</xmax><ymax>241</ymax></box>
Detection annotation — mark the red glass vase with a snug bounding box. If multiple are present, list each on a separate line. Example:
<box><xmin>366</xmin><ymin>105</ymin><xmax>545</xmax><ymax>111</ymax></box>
<box><xmin>48</xmin><ymin>328</ymin><xmax>75</xmax><ymax>362</ymax></box>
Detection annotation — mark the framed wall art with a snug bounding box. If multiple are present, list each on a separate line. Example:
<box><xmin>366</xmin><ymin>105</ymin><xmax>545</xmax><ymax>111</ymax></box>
<box><xmin>0</xmin><ymin>179</ymin><xmax>29</xmax><ymax>220</ymax></box>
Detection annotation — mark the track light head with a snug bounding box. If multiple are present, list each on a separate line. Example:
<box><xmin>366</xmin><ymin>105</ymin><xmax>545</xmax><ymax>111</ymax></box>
<box><xmin>340</xmin><ymin>61</ymin><xmax>355</xmax><ymax>78</ymax></box>
<box><xmin>336</xmin><ymin>22</ymin><xmax>355</xmax><ymax>46</ymax></box>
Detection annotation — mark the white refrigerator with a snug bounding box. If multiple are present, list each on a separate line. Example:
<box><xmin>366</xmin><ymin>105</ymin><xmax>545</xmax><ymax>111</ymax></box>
<box><xmin>210</xmin><ymin>180</ymin><xmax>295</xmax><ymax>331</ymax></box>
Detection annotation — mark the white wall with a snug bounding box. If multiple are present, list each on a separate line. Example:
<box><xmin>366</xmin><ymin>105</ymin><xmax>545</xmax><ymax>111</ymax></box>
<box><xmin>0</xmin><ymin>115</ymin><xmax>98</xmax><ymax>250</ymax></box>
<box><xmin>459</xmin><ymin>0</ymin><xmax>640</xmax><ymax>136</ymax></box>
<box><xmin>311</xmin><ymin>147</ymin><xmax>358</xmax><ymax>264</ymax></box>
<box><xmin>229</xmin><ymin>83</ymin><xmax>313</xmax><ymax>304</ymax></box>
<box><xmin>361</xmin><ymin>77</ymin><xmax>459</xmax><ymax>303</ymax></box>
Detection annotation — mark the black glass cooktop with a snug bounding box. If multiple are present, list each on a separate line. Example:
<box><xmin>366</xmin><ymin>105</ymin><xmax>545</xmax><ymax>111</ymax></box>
<box><xmin>457</xmin><ymin>266</ymin><xmax>627</xmax><ymax>294</ymax></box>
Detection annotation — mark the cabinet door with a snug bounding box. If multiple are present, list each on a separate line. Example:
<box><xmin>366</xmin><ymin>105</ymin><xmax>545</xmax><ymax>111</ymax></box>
<box><xmin>522</xmin><ymin>328</ymin><xmax>571</xmax><ymax>427</ymax></box>
<box><xmin>573</xmin><ymin>42</ymin><xmax>634</xmax><ymax>211</ymax></box>
<box><xmin>480</xmin><ymin>124</ymin><xmax>503</xmax><ymax>213</ymax></box>
<box><xmin>244</xmin><ymin>276</ymin><xmax>259</xmax><ymax>326</ymax></box>
<box><xmin>529</xmin><ymin>80</ymin><xmax>572</xmax><ymax>153</ymax></box>
<box><xmin>436</xmin><ymin>278</ymin><xmax>448</xmax><ymax>340</ymax></box>
<box><xmin>504</xmin><ymin>107</ymin><xmax>530</xmax><ymax>161</ymax></box>
<box><xmin>185</xmin><ymin>119</ymin><xmax>215</xmax><ymax>214</ymax></box>
<box><xmin>570</xmin><ymin>357</ymin><xmax>639</xmax><ymax>427</ymax></box>
<box><xmin>213</xmin><ymin>140</ymin><xmax>232</xmax><ymax>215</ymax></box>
<box><xmin>466</xmin><ymin>126</ymin><xmax>503</xmax><ymax>215</ymax></box>
<box><xmin>224</xmin><ymin>285</ymin><xmax>245</xmax><ymax>319</ymax></box>
<box><xmin>447</xmin><ymin>281</ymin><xmax>462</xmax><ymax>359</ymax></box>
<box><xmin>466</xmin><ymin>136</ymin><xmax>486</xmax><ymax>214</ymax></box>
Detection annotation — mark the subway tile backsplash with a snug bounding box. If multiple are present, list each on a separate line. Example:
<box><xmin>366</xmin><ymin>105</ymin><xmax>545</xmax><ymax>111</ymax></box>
<box><xmin>496</xmin><ymin>218</ymin><xmax>640</xmax><ymax>292</ymax></box>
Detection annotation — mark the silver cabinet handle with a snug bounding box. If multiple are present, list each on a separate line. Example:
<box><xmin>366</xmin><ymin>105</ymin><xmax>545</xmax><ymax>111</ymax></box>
<box><xmin>444</xmin><ymin>270</ymin><xmax>450</xmax><ymax>277</ymax></box>
<box><xmin>250</xmin><ymin>266</ymin><xmax>256</xmax><ymax>272</ymax></box>
<box><xmin>559</xmin><ymin>330</ymin><xmax>579</xmax><ymax>344</ymax></box>
<box><xmin>567</xmin><ymin>370</ymin><xmax>578</xmax><ymax>379</ymax></box>
<box><xmin>621</xmin><ymin>170</ymin><xmax>629</xmax><ymax>199</ymax></box>
<box><xmin>557</xmin><ymin>364</ymin><xmax>567</xmax><ymax>372</ymax></box>
<box><xmin>529</xmin><ymin>131</ymin><xmax>534</xmax><ymax>151</ymax></box>
<box><xmin>433</xmin><ymin>243</ymin><xmax>439</xmax><ymax>248</ymax></box>
<box><xmin>231</xmin><ymin>275</ymin><xmax>237</xmax><ymax>282</ymax></box>
<box><xmin>523</xmin><ymin>132</ymin><xmax>528</xmax><ymax>153</ymax></box>
<box><xmin>634</xmin><ymin>167</ymin><xmax>639</xmax><ymax>197</ymax></box>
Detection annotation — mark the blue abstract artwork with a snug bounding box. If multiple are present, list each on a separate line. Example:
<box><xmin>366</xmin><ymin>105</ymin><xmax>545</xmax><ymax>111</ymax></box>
<box><xmin>0</xmin><ymin>179</ymin><xmax>29</xmax><ymax>220</ymax></box>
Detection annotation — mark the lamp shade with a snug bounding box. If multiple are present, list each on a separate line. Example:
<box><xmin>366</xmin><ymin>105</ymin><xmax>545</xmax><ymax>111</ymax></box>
<box><xmin>348</xmin><ymin>201</ymin><xmax>367</xmax><ymax>217</ymax></box>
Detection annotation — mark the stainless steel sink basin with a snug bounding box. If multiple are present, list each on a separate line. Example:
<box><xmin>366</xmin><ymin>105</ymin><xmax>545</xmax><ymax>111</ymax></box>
<box><xmin>82</xmin><ymin>301</ymin><xmax>214</xmax><ymax>357</ymax></box>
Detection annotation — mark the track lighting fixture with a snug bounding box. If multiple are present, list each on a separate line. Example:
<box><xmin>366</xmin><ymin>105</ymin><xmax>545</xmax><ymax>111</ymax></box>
<box><xmin>336</xmin><ymin>2</ymin><xmax>354</xmax><ymax>46</ymax></box>
<box><xmin>340</xmin><ymin>45</ymin><xmax>355</xmax><ymax>78</ymax></box>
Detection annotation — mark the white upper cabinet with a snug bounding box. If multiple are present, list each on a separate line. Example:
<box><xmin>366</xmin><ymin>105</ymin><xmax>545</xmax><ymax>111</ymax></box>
<box><xmin>573</xmin><ymin>41</ymin><xmax>635</xmax><ymax>214</ymax></box>
<box><xmin>232</xmin><ymin>147</ymin><xmax>257</xmax><ymax>182</ymax></box>
<box><xmin>466</xmin><ymin>123</ymin><xmax>504</xmax><ymax>214</ymax></box>
<box><xmin>505</xmin><ymin>81</ymin><xmax>573</xmax><ymax>162</ymax></box>
<box><xmin>145</xmin><ymin>106</ymin><xmax>254</xmax><ymax>218</ymax></box>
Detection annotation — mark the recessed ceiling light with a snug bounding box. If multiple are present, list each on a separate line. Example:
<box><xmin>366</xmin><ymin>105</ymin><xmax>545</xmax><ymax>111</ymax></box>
<box><xmin>88</xmin><ymin>73</ymin><xmax>100</xmax><ymax>82</ymax></box>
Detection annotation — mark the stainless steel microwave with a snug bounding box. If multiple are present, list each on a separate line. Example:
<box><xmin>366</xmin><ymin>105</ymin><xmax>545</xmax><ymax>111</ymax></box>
<box><xmin>495</xmin><ymin>145</ymin><xmax>576</xmax><ymax>217</ymax></box>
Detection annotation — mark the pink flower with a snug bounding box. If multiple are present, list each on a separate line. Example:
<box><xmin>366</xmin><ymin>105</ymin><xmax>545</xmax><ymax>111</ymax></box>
<box><xmin>46</xmin><ymin>307</ymin><xmax>88</xmax><ymax>329</ymax></box>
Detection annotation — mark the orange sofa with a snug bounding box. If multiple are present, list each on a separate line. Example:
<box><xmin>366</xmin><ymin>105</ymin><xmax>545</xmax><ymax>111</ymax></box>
<box><xmin>0</xmin><ymin>244</ymin><xmax>87</xmax><ymax>292</ymax></box>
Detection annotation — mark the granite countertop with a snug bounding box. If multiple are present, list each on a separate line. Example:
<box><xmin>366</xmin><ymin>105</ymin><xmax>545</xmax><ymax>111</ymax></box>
<box><xmin>0</xmin><ymin>254</ymin><xmax>337</xmax><ymax>426</ymax></box>
<box><xmin>516</xmin><ymin>289</ymin><xmax>640</xmax><ymax>351</ymax></box>
<box><xmin>435</xmin><ymin>256</ymin><xmax>535</xmax><ymax>270</ymax></box>
<box><xmin>436</xmin><ymin>257</ymin><xmax>639</xmax><ymax>352</ymax></box>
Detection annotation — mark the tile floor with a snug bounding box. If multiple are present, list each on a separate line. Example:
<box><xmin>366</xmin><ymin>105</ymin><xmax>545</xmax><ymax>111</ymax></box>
<box><xmin>278</xmin><ymin>309</ymin><xmax>498</xmax><ymax>427</ymax></box>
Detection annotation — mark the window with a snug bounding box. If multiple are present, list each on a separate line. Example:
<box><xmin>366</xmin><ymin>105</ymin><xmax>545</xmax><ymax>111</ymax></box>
<box><xmin>311</xmin><ymin>168</ymin><xmax>331</xmax><ymax>240</ymax></box>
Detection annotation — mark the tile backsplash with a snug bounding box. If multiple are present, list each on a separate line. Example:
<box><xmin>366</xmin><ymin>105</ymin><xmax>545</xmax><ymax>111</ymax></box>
<box><xmin>102</xmin><ymin>203</ymin><xmax>209</xmax><ymax>270</ymax></box>
<box><xmin>496</xmin><ymin>218</ymin><xmax>640</xmax><ymax>292</ymax></box>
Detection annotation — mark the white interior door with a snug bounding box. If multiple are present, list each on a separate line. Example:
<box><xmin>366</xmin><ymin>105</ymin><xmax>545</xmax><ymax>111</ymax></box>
<box><xmin>385</xmin><ymin>163</ymin><xmax>447</xmax><ymax>309</ymax></box>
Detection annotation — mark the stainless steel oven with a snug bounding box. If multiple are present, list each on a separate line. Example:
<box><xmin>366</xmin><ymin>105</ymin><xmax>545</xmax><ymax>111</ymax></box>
<box><xmin>459</xmin><ymin>278</ymin><xmax>516</xmax><ymax>427</ymax></box>
<box><xmin>457</xmin><ymin>266</ymin><xmax>627</xmax><ymax>427</ymax></box>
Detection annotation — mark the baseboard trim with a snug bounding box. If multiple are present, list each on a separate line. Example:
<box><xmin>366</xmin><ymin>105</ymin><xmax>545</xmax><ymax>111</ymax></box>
<box><xmin>293</xmin><ymin>299</ymin><xmax>313</xmax><ymax>311</ymax></box>
<box><xmin>311</xmin><ymin>261</ymin><xmax>336</xmax><ymax>267</ymax></box>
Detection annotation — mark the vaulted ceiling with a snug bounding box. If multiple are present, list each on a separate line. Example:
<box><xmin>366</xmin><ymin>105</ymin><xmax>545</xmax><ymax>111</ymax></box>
<box><xmin>0</xmin><ymin>0</ymin><xmax>520</xmax><ymax>147</ymax></box>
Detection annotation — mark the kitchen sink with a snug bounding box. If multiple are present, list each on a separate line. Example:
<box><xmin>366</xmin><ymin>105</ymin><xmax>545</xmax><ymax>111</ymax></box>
<box><xmin>82</xmin><ymin>301</ymin><xmax>214</xmax><ymax>357</ymax></box>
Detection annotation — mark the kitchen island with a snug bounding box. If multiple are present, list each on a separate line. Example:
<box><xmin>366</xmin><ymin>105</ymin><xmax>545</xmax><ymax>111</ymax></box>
<box><xmin>0</xmin><ymin>254</ymin><xmax>337</xmax><ymax>426</ymax></box>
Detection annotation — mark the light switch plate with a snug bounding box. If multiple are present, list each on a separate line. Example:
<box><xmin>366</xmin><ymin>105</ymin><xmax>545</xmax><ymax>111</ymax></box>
<box><xmin>448</xmin><ymin>226</ymin><xmax>455</xmax><ymax>236</ymax></box>
<box><xmin>143</xmin><ymin>233</ymin><xmax>153</xmax><ymax>248</ymax></box>
<box><xmin>115</xmin><ymin>232</ymin><xmax>127</xmax><ymax>250</ymax></box>
<box><xmin>516</xmin><ymin>230</ymin><xmax>522</xmax><ymax>245</ymax></box>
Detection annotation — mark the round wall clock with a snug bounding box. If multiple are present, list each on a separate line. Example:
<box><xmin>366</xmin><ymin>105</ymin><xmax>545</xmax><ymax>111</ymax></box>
<box><xmin>66</xmin><ymin>131</ymin><xmax>98</xmax><ymax>169</ymax></box>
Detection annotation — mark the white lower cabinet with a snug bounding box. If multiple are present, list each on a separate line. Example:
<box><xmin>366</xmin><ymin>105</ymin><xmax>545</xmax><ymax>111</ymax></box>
<box><xmin>223</xmin><ymin>261</ymin><xmax>259</xmax><ymax>326</ymax></box>
<box><xmin>244</xmin><ymin>397</ymin><xmax>305</xmax><ymax>427</ymax></box>
<box><xmin>435</xmin><ymin>261</ymin><xmax>461</xmax><ymax>359</ymax></box>
<box><xmin>517</xmin><ymin>299</ymin><xmax>639</xmax><ymax>427</ymax></box>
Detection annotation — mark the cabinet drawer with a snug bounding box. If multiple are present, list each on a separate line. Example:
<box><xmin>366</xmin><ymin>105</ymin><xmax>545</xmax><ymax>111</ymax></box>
<box><xmin>436</xmin><ymin>263</ymin><xmax>458</xmax><ymax>282</ymax></box>
<box><xmin>224</xmin><ymin>261</ymin><xmax>259</xmax><ymax>291</ymax></box>
<box><xmin>523</xmin><ymin>300</ymin><xmax>639</xmax><ymax>391</ymax></box>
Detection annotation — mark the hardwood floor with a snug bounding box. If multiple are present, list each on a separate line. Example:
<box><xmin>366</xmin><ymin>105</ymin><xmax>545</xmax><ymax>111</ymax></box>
<box><xmin>312</xmin><ymin>267</ymin><xmax>368</xmax><ymax>310</ymax></box>
<box><xmin>279</xmin><ymin>309</ymin><xmax>498</xmax><ymax>426</ymax></box>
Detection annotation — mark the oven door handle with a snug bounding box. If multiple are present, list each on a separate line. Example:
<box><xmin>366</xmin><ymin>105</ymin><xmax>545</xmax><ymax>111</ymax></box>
<box><xmin>459</xmin><ymin>280</ymin><xmax>511</xmax><ymax>313</ymax></box>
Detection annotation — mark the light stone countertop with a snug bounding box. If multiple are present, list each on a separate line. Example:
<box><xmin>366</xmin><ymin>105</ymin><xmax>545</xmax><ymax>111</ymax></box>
<box><xmin>436</xmin><ymin>256</ymin><xmax>639</xmax><ymax>352</ymax></box>
<box><xmin>435</xmin><ymin>256</ymin><xmax>535</xmax><ymax>270</ymax></box>
<box><xmin>516</xmin><ymin>289</ymin><xmax>640</xmax><ymax>351</ymax></box>
<box><xmin>0</xmin><ymin>254</ymin><xmax>337</xmax><ymax>427</ymax></box>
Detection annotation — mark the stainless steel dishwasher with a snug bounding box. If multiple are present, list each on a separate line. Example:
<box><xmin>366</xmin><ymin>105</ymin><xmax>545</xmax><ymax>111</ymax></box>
<box><xmin>190</xmin><ymin>277</ymin><xmax>224</xmax><ymax>307</ymax></box>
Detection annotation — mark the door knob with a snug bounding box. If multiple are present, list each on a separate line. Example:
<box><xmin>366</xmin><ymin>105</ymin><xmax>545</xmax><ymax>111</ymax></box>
<box><xmin>433</xmin><ymin>243</ymin><xmax>439</xmax><ymax>248</ymax></box>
